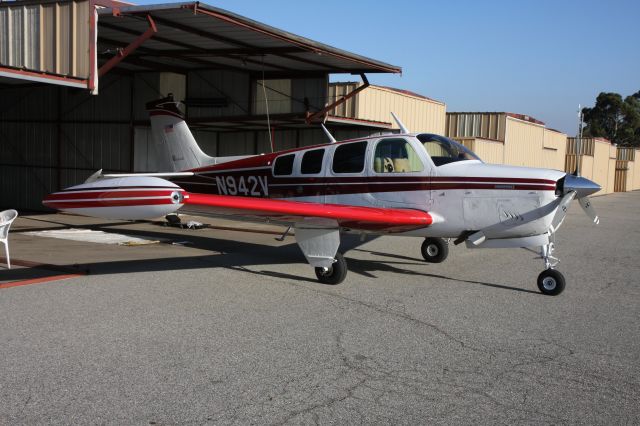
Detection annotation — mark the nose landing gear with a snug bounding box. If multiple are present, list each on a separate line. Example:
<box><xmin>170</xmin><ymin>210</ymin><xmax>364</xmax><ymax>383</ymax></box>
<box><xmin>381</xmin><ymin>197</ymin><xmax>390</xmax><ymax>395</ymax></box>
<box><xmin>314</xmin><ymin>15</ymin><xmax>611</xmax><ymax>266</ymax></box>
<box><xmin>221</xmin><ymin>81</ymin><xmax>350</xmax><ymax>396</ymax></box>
<box><xmin>537</xmin><ymin>242</ymin><xmax>565</xmax><ymax>296</ymax></box>
<box><xmin>537</xmin><ymin>269</ymin><xmax>566</xmax><ymax>296</ymax></box>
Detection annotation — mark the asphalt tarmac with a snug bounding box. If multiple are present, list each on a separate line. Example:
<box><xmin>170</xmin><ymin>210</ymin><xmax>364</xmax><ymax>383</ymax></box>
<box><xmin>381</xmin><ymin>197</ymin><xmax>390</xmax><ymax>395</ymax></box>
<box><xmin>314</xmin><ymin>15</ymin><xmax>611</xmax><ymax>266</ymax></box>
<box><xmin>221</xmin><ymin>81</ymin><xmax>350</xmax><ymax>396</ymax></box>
<box><xmin>1</xmin><ymin>191</ymin><xmax>639</xmax><ymax>424</ymax></box>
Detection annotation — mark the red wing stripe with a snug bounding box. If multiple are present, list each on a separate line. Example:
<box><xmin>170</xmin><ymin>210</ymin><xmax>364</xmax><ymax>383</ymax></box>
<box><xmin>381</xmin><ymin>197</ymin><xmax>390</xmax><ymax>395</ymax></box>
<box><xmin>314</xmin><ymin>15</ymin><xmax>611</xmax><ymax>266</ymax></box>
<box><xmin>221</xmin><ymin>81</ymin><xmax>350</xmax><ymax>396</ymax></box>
<box><xmin>185</xmin><ymin>193</ymin><xmax>432</xmax><ymax>227</ymax></box>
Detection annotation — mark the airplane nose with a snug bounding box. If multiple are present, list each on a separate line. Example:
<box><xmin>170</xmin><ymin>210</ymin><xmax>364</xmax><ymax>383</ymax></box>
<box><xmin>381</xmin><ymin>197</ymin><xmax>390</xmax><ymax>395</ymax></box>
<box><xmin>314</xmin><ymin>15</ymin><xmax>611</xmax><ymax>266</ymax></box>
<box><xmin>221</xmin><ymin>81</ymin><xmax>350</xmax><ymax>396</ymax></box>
<box><xmin>559</xmin><ymin>174</ymin><xmax>601</xmax><ymax>198</ymax></box>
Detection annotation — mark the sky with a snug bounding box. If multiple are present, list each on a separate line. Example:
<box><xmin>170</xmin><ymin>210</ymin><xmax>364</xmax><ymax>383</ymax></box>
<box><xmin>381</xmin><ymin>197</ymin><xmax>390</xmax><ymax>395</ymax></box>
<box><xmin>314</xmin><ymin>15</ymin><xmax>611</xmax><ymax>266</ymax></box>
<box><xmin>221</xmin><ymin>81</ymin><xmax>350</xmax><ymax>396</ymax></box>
<box><xmin>137</xmin><ymin>0</ymin><xmax>640</xmax><ymax>135</ymax></box>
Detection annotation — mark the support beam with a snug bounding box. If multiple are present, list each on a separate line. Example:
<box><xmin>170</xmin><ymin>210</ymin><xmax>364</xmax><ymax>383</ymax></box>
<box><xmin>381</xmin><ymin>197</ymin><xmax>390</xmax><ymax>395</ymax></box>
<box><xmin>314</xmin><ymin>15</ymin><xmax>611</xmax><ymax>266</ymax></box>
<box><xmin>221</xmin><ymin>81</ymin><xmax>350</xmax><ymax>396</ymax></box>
<box><xmin>306</xmin><ymin>73</ymin><xmax>369</xmax><ymax>124</ymax></box>
<box><xmin>98</xmin><ymin>15</ymin><xmax>157</xmax><ymax>77</ymax></box>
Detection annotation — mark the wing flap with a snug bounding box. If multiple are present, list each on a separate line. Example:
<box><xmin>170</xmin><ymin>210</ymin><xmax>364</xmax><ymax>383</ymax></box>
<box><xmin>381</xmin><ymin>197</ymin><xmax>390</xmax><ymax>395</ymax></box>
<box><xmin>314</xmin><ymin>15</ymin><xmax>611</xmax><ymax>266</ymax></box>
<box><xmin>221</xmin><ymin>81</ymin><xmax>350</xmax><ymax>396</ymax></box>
<box><xmin>184</xmin><ymin>193</ymin><xmax>433</xmax><ymax>233</ymax></box>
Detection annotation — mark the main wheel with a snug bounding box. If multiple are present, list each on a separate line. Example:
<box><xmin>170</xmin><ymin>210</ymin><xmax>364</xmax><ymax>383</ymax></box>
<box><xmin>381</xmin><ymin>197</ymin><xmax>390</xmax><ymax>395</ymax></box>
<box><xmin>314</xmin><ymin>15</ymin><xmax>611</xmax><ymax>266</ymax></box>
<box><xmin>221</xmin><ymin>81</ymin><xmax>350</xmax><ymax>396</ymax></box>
<box><xmin>421</xmin><ymin>238</ymin><xmax>449</xmax><ymax>263</ymax></box>
<box><xmin>315</xmin><ymin>252</ymin><xmax>347</xmax><ymax>285</ymax></box>
<box><xmin>537</xmin><ymin>269</ymin><xmax>566</xmax><ymax>296</ymax></box>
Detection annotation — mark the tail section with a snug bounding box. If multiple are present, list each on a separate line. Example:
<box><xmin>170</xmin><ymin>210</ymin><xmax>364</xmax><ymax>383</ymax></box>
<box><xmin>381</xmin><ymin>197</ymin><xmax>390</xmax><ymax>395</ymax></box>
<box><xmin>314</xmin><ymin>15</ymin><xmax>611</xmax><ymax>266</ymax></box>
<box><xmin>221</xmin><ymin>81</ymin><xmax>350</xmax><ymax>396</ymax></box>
<box><xmin>147</xmin><ymin>95</ymin><xmax>215</xmax><ymax>172</ymax></box>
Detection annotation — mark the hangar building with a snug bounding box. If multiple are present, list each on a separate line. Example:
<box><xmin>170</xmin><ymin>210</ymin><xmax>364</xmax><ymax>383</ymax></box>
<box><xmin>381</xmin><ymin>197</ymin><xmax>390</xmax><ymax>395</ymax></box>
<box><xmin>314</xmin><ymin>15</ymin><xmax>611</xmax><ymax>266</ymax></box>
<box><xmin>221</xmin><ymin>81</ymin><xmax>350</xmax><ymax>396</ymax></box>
<box><xmin>0</xmin><ymin>0</ymin><xmax>401</xmax><ymax>210</ymax></box>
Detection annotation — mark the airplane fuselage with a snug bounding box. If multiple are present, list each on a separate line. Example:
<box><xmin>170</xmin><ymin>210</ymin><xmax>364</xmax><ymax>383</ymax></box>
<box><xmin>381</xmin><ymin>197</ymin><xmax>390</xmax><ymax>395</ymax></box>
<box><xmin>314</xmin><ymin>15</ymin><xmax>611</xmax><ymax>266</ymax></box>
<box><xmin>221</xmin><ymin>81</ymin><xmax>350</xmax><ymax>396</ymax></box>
<box><xmin>171</xmin><ymin>133</ymin><xmax>565</xmax><ymax>241</ymax></box>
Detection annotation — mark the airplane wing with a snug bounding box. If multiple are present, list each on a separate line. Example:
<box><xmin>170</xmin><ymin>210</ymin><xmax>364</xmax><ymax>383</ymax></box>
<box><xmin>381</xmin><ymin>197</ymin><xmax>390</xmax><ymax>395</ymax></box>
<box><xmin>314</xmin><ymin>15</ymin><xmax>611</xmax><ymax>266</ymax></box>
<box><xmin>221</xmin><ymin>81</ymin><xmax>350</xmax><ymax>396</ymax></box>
<box><xmin>184</xmin><ymin>193</ymin><xmax>434</xmax><ymax>233</ymax></box>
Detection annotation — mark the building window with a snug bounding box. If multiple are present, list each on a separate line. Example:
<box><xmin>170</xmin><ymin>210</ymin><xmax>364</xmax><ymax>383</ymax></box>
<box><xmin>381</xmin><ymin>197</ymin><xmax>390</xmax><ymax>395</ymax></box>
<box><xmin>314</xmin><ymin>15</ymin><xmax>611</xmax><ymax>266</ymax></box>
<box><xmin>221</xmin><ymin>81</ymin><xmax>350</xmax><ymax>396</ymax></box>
<box><xmin>301</xmin><ymin>149</ymin><xmax>325</xmax><ymax>174</ymax></box>
<box><xmin>274</xmin><ymin>154</ymin><xmax>295</xmax><ymax>175</ymax></box>
<box><xmin>373</xmin><ymin>138</ymin><xmax>423</xmax><ymax>173</ymax></box>
<box><xmin>332</xmin><ymin>142</ymin><xmax>367</xmax><ymax>174</ymax></box>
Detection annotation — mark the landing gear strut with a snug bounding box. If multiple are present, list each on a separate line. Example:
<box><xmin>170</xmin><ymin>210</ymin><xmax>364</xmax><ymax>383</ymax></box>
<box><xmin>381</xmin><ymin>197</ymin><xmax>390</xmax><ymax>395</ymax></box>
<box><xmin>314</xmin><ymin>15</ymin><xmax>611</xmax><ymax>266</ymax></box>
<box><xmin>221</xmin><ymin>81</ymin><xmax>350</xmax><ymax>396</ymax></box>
<box><xmin>315</xmin><ymin>252</ymin><xmax>347</xmax><ymax>285</ymax></box>
<box><xmin>421</xmin><ymin>238</ymin><xmax>449</xmax><ymax>263</ymax></box>
<box><xmin>537</xmin><ymin>241</ymin><xmax>565</xmax><ymax>296</ymax></box>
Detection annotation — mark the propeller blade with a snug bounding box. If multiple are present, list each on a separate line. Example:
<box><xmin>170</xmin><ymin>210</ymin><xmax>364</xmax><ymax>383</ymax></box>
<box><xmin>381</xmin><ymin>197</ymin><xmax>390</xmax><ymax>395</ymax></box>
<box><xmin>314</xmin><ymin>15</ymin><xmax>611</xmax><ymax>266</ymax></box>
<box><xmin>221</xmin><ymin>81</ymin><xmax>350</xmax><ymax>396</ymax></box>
<box><xmin>578</xmin><ymin>196</ymin><xmax>599</xmax><ymax>225</ymax></box>
<box><xmin>550</xmin><ymin>191</ymin><xmax>576</xmax><ymax>233</ymax></box>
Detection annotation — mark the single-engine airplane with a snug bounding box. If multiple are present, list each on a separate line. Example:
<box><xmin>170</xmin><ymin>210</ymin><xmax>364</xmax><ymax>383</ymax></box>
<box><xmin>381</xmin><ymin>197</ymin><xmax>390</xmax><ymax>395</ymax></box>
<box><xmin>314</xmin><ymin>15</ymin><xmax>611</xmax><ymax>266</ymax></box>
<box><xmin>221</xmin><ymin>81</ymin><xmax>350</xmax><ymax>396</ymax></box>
<box><xmin>44</xmin><ymin>96</ymin><xmax>601</xmax><ymax>295</ymax></box>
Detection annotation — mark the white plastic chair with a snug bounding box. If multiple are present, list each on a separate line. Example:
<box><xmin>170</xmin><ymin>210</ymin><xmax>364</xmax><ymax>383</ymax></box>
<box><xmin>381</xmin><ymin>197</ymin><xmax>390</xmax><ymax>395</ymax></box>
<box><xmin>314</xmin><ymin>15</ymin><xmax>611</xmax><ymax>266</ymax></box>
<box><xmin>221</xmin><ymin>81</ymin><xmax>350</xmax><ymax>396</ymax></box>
<box><xmin>0</xmin><ymin>209</ymin><xmax>18</xmax><ymax>269</ymax></box>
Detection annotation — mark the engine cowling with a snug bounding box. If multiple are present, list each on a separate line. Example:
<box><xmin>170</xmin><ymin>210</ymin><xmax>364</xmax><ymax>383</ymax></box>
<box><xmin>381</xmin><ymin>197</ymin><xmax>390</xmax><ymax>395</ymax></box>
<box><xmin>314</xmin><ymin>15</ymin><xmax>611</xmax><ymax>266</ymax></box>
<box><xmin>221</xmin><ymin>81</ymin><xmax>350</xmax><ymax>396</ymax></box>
<box><xmin>43</xmin><ymin>176</ymin><xmax>187</xmax><ymax>220</ymax></box>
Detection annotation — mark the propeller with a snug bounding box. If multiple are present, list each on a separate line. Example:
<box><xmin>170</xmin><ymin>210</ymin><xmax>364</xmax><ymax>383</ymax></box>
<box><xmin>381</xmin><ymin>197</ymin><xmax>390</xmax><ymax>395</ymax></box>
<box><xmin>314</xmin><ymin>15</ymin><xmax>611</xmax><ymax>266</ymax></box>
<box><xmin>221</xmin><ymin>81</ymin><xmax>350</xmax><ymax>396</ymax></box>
<box><xmin>556</xmin><ymin>174</ymin><xmax>601</xmax><ymax>227</ymax></box>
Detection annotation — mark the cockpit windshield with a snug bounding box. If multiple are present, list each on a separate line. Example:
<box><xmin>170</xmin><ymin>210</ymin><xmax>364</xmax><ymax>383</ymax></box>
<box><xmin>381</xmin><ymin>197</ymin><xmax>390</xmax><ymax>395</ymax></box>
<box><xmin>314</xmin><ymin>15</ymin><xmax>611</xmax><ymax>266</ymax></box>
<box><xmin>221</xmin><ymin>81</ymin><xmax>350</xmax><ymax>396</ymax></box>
<box><xmin>417</xmin><ymin>134</ymin><xmax>482</xmax><ymax>166</ymax></box>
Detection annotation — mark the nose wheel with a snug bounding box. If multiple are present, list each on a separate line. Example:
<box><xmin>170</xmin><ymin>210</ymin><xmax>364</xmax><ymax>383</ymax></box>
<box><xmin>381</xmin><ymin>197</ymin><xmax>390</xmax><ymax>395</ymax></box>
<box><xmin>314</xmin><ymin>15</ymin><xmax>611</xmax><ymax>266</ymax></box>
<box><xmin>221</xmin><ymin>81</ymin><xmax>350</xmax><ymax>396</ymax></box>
<box><xmin>537</xmin><ymin>269</ymin><xmax>565</xmax><ymax>296</ymax></box>
<box><xmin>421</xmin><ymin>238</ymin><xmax>449</xmax><ymax>263</ymax></box>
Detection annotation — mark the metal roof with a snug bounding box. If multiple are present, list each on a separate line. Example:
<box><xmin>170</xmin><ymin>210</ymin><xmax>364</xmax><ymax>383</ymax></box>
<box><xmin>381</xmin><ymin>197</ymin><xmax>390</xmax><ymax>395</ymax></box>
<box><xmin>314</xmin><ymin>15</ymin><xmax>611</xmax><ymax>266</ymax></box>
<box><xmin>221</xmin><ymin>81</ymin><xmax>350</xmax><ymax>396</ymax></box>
<box><xmin>97</xmin><ymin>2</ymin><xmax>402</xmax><ymax>75</ymax></box>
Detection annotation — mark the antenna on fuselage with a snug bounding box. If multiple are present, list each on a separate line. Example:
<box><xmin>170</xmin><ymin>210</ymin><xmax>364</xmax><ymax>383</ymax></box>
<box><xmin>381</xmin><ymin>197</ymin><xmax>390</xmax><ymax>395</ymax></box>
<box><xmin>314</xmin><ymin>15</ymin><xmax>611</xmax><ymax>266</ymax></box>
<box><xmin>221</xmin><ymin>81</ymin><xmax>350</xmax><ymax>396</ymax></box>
<box><xmin>391</xmin><ymin>112</ymin><xmax>409</xmax><ymax>134</ymax></box>
<box><xmin>320</xmin><ymin>123</ymin><xmax>337</xmax><ymax>143</ymax></box>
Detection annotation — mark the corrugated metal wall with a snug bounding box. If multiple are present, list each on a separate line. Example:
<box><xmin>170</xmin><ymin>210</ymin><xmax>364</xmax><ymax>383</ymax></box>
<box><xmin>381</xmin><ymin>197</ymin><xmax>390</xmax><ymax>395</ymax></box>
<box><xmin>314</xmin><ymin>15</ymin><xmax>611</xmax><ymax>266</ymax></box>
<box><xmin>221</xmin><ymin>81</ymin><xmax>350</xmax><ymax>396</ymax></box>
<box><xmin>503</xmin><ymin>117</ymin><xmax>546</xmax><ymax>167</ymax></box>
<box><xmin>357</xmin><ymin>86</ymin><xmax>446</xmax><ymax>134</ymax></box>
<box><xmin>446</xmin><ymin>113</ymin><xmax>506</xmax><ymax>141</ymax></box>
<box><xmin>0</xmin><ymin>0</ymin><xmax>90</xmax><ymax>78</ymax></box>
<box><xmin>541</xmin><ymin>129</ymin><xmax>567</xmax><ymax>171</ymax></box>
<box><xmin>327</xmin><ymin>82</ymin><xmax>358</xmax><ymax>118</ymax></box>
<box><xmin>448</xmin><ymin>114</ymin><xmax>567</xmax><ymax>171</ymax></box>
<box><xmin>328</xmin><ymin>83</ymin><xmax>446</xmax><ymax>134</ymax></box>
<box><xmin>0</xmin><ymin>73</ymin><xmax>133</xmax><ymax>210</ymax></box>
<box><xmin>454</xmin><ymin>137</ymin><xmax>504</xmax><ymax>164</ymax></box>
<box><xmin>565</xmin><ymin>138</ymin><xmax>616</xmax><ymax>196</ymax></box>
<box><xmin>632</xmin><ymin>150</ymin><xmax>640</xmax><ymax>191</ymax></box>
<box><xmin>614</xmin><ymin>148</ymin><xmax>640</xmax><ymax>192</ymax></box>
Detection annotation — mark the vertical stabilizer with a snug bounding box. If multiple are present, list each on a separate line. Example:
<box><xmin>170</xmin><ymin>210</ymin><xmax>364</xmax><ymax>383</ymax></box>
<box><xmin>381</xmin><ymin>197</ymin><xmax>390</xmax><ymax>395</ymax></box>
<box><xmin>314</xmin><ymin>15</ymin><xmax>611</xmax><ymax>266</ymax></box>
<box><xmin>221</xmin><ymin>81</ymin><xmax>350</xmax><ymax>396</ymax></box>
<box><xmin>147</xmin><ymin>95</ymin><xmax>215</xmax><ymax>171</ymax></box>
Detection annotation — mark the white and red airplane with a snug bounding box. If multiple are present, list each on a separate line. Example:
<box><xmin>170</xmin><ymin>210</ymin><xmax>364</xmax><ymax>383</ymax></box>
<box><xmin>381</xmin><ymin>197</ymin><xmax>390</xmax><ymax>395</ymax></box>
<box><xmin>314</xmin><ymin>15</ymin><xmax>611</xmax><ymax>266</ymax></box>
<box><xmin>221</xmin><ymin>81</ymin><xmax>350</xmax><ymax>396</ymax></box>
<box><xmin>44</xmin><ymin>96</ymin><xmax>601</xmax><ymax>295</ymax></box>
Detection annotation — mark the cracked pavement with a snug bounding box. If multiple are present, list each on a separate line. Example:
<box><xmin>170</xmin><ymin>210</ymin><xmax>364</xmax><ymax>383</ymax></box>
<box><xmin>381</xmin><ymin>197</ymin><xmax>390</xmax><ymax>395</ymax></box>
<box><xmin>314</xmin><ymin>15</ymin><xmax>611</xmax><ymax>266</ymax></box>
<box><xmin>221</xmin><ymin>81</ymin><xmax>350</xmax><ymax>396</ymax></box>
<box><xmin>1</xmin><ymin>191</ymin><xmax>639</xmax><ymax>424</ymax></box>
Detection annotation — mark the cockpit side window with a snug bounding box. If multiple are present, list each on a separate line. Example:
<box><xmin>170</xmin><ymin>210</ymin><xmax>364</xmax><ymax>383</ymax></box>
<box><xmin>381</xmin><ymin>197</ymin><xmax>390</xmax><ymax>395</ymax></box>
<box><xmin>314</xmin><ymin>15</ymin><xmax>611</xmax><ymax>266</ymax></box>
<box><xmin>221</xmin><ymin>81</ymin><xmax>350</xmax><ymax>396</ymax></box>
<box><xmin>417</xmin><ymin>134</ymin><xmax>481</xmax><ymax>166</ymax></box>
<box><xmin>373</xmin><ymin>138</ymin><xmax>423</xmax><ymax>173</ymax></box>
<box><xmin>273</xmin><ymin>153</ymin><xmax>295</xmax><ymax>175</ymax></box>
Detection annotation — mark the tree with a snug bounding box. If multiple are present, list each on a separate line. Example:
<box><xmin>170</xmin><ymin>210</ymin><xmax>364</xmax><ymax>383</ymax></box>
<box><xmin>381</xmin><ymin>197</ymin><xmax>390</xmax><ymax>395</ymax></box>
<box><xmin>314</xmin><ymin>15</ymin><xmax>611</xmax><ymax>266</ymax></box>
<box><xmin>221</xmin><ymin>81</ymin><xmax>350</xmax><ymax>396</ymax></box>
<box><xmin>582</xmin><ymin>90</ymin><xmax>640</xmax><ymax>146</ymax></box>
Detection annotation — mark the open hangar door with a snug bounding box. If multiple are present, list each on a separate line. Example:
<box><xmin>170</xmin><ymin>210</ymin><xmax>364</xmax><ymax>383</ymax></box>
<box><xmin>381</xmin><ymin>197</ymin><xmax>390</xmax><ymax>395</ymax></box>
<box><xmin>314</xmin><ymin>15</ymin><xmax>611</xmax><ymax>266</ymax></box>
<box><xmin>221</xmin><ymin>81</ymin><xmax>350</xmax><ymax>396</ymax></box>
<box><xmin>1</xmin><ymin>1</ymin><xmax>400</xmax><ymax>211</ymax></box>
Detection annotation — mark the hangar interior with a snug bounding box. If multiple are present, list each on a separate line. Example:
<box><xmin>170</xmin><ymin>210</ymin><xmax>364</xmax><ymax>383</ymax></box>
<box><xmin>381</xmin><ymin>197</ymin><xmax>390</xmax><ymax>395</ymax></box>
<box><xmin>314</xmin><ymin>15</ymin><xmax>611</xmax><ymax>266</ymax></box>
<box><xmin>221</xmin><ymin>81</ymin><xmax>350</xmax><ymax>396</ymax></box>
<box><xmin>0</xmin><ymin>0</ymin><xmax>402</xmax><ymax>210</ymax></box>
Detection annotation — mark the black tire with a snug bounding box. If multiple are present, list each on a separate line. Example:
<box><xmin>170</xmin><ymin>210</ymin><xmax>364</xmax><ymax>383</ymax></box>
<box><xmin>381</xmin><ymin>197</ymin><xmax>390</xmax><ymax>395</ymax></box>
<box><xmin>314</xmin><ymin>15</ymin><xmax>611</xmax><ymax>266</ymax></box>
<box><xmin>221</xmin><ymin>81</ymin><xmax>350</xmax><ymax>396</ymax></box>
<box><xmin>537</xmin><ymin>269</ymin><xmax>566</xmax><ymax>296</ymax></box>
<box><xmin>315</xmin><ymin>252</ymin><xmax>347</xmax><ymax>285</ymax></box>
<box><xmin>421</xmin><ymin>238</ymin><xmax>449</xmax><ymax>263</ymax></box>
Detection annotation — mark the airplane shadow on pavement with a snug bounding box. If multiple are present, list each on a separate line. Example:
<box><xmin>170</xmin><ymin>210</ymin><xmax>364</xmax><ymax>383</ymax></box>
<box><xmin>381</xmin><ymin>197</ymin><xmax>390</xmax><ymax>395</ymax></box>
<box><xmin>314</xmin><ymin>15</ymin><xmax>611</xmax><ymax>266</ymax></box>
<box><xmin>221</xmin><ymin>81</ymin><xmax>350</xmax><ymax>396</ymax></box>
<box><xmin>9</xmin><ymin>222</ymin><xmax>539</xmax><ymax>295</ymax></box>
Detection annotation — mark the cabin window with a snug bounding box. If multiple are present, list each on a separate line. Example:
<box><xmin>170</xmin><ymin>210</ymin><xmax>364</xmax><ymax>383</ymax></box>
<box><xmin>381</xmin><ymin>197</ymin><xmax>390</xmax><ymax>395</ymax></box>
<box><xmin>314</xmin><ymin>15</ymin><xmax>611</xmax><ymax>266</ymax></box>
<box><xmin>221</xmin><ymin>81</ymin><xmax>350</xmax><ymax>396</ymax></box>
<box><xmin>373</xmin><ymin>138</ymin><xmax>423</xmax><ymax>173</ymax></box>
<box><xmin>332</xmin><ymin>142</ymin><xmax>367</xmax><ymax>174</ymax></box>
<box><xmin>301</xmin><ymin>149</ymin><xmax>325</xmax><ymax>174</ymax></box>
<box><xmin>273</xmin><ymin>154</ymin><xmax>295</xmax><ymax>175</ymax></box>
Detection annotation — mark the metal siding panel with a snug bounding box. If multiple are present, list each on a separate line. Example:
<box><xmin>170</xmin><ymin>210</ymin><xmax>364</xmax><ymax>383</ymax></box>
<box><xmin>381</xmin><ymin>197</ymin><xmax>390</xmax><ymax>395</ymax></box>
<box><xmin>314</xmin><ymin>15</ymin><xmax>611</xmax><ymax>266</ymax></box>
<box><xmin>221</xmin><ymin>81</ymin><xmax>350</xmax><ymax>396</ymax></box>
<box><xmin>218</xmin><ymin>132</ymin><xmax>254</xmax><ymax>156</ymax></box>
<box><xmin>634</xmin><ymin>151</ymin><xmax>640</xmax><ymax>190</ymax></box>
<box><xmin>504</xmin><ymin>118</ymin><xmax>544</xmax><ymax>168</ymax></box>
<box><xmin>292</xmin><ymin>77</ymin><xmax>327</xmax><ymax>113</ymax></box>
<box><xmin>133</xmin><ymin>126</ymin><xmax>161</xmax><ymax>172</ymax></box>
<box><xmin>0</xmin><ymin>1</ymin><xmax>89</xmax><ymax>81</ymax></box>
<box><xmin>187</xmin><ymin>70</ymin><xmax>251</xmax><ymax>119</ymax></box>
<box><xmin>58</xmin><ymin>3</ymin><xmax>71</xmax><ymax>75</ymax></box>
<box><xmin>0</xmin><ymin>9</ymin><xmax>8</xmax><ymax>65</ymax></box>
<box><xmin>592</xmin><ymin>140</ymin><xmax>611</xmax><ymax>195</ymax></box>
<box><xmin>42</xmin><ymin>4</ymin><xmax>56</xmax><ymax>73</ymax></box>
<box><xmin>75</xmin><ymin>1</ymin><xmax>90</xmax><ymax>77</ymax></box>
<box><xmin>191</xmin><ymin>130</ymin><xmax>218</xmax><ymax>157</ymax></box>
<box><xmin>25</xmin><ymin>5</ymin><xmax>40</xmax><ymax>70</ymax></box>
<box><xmin>65</xmin><ymin>74</ymin><xmax>132</xmax><ymax>122</ymax></box>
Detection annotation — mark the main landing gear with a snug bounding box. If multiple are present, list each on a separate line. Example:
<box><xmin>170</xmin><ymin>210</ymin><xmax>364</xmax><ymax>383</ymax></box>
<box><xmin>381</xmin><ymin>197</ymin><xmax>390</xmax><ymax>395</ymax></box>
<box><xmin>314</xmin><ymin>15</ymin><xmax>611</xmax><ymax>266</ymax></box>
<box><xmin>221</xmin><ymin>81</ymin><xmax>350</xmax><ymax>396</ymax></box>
<box><xmin>315</xmin><ymin>252</ymin><xmax>347</xmax><ymax>285</ymax></box>
<box><xmin>537</xmin><ymin>241</ymin><xmax>565</xmax><ymax>296</ymax></box>
<box><xmin>421</xmin><ymin>238</ymin><xmax>449</xmax><ymax>263</ymax></box>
